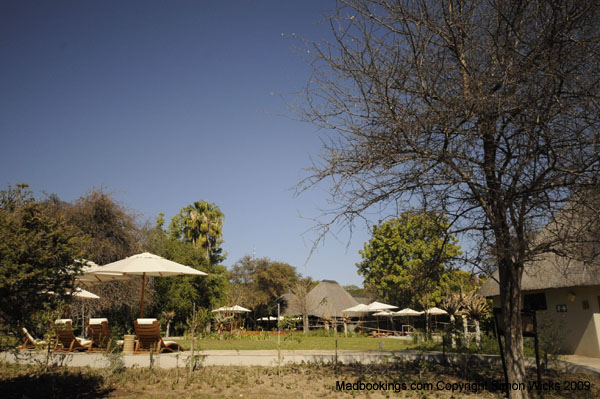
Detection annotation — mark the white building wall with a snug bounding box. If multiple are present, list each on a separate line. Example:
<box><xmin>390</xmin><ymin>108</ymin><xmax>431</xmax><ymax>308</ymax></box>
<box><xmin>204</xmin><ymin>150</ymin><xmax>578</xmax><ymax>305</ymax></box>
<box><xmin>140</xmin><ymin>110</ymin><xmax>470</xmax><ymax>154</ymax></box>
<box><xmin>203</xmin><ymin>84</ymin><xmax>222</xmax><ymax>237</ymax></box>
<box><xmin>492</xmin><ymin>285</ymin><xmax>600</xmax><ymax>357</ymax></box>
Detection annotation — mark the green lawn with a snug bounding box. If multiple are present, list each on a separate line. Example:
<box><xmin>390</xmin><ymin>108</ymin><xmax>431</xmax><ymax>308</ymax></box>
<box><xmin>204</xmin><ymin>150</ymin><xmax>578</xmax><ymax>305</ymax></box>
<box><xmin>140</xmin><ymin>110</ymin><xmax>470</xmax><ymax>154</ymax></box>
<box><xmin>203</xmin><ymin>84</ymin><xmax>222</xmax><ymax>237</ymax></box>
<box><xmin>173</xmin><ymin>333</ymin><xmax>415</xmax><ymax>351</ymax></box>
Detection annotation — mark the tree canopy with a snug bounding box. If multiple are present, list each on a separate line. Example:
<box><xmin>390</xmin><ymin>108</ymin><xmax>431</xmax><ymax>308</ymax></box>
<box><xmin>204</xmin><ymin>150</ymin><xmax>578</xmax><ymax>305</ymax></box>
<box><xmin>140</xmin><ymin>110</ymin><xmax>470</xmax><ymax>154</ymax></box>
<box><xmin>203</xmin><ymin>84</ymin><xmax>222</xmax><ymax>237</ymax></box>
<box><xmin>169</xmin><ymin>201</ymin><xmax>225</xmax><ymax>264</ymax></box>
<box><xmin>357</xmin><ymin>211</ymin><xmax>461</xmax><ymax>308</ymax></box>
<box><xmin>65</xmin><ymin>189</ymin><xmax>141</xmax><ymax>265</ymax></box>
<box><xmin>228</xmin><ymin>256</ymin><xmax>299</xmax><ymax>318</ymax></box>
<box><xmin>0</xmin><ymin>185</ymin><xmax>82</xmax><ymax>329</ymax></box>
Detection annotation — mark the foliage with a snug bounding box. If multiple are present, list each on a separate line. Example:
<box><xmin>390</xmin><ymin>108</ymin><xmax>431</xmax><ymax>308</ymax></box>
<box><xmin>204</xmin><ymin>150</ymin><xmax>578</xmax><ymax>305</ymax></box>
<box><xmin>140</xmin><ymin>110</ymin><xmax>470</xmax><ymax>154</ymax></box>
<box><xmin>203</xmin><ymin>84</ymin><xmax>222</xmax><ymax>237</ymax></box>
<box><xmin>63</xmin><ymin>189</ymin><xmax>141</xmax><ymax>265</ymax></box>
<box><xmin>537</xmin><ymin>314</ymin><xmax>568</xmax><ymax>366</ymax></box>
<box><xmin>343</xmin><ymin>284</ymin><xmax>366</xmax><ymax>297</ymax></box>
<box><xmin>357</xmin><ymin>211</ymin><xmax>461</xmax><ymax>308</ymax></box>
<box><xmin>228</xmin><ymin>256</ymin><xmax>299</xmax><ymax>318</ymax></box>
<box><xmin>169</xmin><ymin>201</ymin><xmax>225</xmax><ymax>264</ymax></box>
<box><xmin>0</xmin><ymin>184</ymin><xmax>83</xmax><ymax>330</ymax></box>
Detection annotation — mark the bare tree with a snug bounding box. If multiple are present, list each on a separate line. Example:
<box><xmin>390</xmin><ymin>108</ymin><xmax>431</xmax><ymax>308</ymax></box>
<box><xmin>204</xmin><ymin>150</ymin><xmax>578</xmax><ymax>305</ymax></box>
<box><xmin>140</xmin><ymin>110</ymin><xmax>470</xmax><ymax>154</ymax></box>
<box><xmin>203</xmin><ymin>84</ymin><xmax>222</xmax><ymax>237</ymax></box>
<box><xmin>297</xmin><ymin>1</ymin><xmax>600</xmax><ymax>397</ymax></box>
<box><xmin>290</xmin><ymin>277</ymin><xmax>315</xmax><ymax>333</ymax></box>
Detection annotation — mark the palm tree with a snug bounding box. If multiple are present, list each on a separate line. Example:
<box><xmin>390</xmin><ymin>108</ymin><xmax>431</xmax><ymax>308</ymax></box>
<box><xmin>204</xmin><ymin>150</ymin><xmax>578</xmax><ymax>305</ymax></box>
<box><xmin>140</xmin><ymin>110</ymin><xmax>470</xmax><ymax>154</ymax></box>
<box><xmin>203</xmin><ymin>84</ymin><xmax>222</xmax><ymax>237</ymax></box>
<box><xmin>183</xmin><ymin>201</ymin><xmax>224</xmax><ymax>259</ymax></box>
<box><xmin>463</xmin><ymin>293</ymin><xmax>490</xmax><ymax>348</ymax></box>
<box><xmin>441</xmin><ymin>292</ymin><xmax>463</xmax><ymax>348</ymax></box>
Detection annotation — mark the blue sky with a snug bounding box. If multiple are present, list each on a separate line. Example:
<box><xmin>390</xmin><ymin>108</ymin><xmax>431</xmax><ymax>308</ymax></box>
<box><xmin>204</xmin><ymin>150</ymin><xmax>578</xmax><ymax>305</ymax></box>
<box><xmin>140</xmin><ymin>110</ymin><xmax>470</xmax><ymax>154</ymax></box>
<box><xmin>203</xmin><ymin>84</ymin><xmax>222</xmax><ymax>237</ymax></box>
<box><xmin>0</xmin><ymin>0</ymin><xmax>375</xmax><ymax>286</ymax></box>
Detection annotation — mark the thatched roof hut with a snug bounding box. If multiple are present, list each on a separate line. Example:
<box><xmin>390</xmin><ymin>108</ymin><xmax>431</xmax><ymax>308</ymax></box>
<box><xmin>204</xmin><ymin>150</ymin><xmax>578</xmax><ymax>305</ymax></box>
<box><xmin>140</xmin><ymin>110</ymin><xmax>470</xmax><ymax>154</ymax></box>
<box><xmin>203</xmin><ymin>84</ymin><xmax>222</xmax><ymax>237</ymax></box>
<box><xmin>280</xmin><ymin>280</ymin><xmax>361</xmax><ymax>319</ymax></box>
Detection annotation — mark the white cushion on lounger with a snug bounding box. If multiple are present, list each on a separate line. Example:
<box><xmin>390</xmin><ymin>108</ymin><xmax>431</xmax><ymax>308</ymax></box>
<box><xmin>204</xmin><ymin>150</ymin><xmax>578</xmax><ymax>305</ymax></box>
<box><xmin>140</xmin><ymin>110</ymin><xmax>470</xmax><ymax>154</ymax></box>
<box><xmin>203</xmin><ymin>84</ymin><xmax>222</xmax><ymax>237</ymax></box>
<box><xmin>137</xmin><ymin>318</ymin><xmax>157</xmax><ymax>325</ymax></box>
<box><xmin>88</xmin><ymin>318</ymin><xmax>108</xmax><ymax>325</ymax></box>
<box><xmin>77</xmin><ymin>338</ymin><xmax>92</xmax><ymax>346</ymax></box>
<box><xmin>55</xmin><ymin>319</ymin><xmax>72</xmax><ymax>325</ymax></box>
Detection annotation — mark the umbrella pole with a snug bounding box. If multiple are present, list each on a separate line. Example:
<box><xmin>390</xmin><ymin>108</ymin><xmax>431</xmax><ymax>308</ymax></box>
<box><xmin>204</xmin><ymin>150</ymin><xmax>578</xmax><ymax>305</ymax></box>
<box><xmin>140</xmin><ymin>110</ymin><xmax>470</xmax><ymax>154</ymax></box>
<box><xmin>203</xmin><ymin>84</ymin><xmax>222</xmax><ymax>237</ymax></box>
<box><xmin>140</xmin><ymin>273</ymin><xmax>146</xmax><ymax>318</ymax></box>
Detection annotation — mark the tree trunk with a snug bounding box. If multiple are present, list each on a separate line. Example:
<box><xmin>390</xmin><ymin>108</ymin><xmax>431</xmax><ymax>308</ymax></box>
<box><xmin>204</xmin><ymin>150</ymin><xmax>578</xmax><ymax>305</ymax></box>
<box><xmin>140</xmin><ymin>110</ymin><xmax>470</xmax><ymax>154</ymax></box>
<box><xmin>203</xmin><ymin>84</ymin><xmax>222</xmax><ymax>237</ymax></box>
<box><xmin>462</xmin><ymin>315</ymin><xmax>470</xmax><ymax>347</ymax></box>
<box><xmin>499</xmin><ymin>256</ymin><xmax>528</xmax><ymax>399</ymax></box>
<box><xmin>450</xmin><ymin>314</ymin><xmax>456</xmax><ymax>348</ymax></box>
<box><xmin>303</xmin><ymin>314</ymin><xmax>309</xmax><ymax>334</ymax></box>
<box><xmin>474</xmin><ymin>319</ymin><xmax>481</xmax><ymax>349</ymax></box>
<box><xmin>166</xmin><ymin>321</ymin><xmax>170</xmax><ymax>338</ymax></box>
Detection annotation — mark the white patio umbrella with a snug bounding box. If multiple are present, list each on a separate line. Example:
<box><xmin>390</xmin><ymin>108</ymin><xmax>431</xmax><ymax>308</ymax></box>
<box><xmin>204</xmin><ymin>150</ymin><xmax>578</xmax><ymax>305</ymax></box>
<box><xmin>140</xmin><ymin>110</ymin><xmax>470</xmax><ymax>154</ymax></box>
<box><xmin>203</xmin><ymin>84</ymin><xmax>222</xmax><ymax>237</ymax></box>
<box><xmin>373</xmin><ymin>310</ymin><xmax>397</xmax><ymax>333</ymax></box>
<box><xmin>424</xmin><ymin>307</ymin><xmax>448</xmax><ymax>332</ymax></box>
<box><xmin>394</xmin><ymin>308</ymin><xmax>423</xmax><ymax>334</ymax></box>
<box><xmin>342</xmin><ymin>303</ymin><xmax>370</xmax><ymax>314</ymax></box>
<box><xmin>366</xmin><ymin>301</ymin><xmax>398</xmax><ymax>311</ymax></box>
<box><xmin>212</xmin><ymin>305</ymin><xmax>251</xmax><ymax>313</ymax></box>
<box><xmin>45</xmin><ymin>287</ymin><xmax>100</xmax><ymax>299</ymax></box>
<box><xmin>342</xmin><ymin>303</ymin><xmax>370</xmax><ymax>317</ymax></box>
<box><xmin>424</xmin><ymin>306</ymin><xmax>448</xmax><ymax>316</ymax></box>
<box><xmin>71</xmin><ymin>287</ymin><xmax>101</xmax><ymax>299</ymax></box>
<box><xmin>366</xmin><ymin>302</ymin><xmax>398</xmax><ymax>333</ymax></box>
<box><xmin>91</xmin><ymin>252</ymin><xmax>207</xmax><ymax>317</ymax></box>
<box><xmin>75</xmin><ymin>259</ymin><xmax>129</xmax><ymax>286</ymax></box>
<box><xmin>372</xmin><ymin>310</ymin><xmax>395</xmax><ymax>316</ymax></box>
<box><xmin>394</xmin><ymin>308</ymin><xmax>424</xmax><ymax>316</ymax></box>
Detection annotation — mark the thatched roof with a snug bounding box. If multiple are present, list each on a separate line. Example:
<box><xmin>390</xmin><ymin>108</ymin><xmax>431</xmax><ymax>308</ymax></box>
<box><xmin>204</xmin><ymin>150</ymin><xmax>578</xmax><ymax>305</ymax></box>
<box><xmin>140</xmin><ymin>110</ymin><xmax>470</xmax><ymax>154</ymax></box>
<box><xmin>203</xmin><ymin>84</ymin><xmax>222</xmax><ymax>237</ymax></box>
<box><xmin>479</xmin><ymin>195</ymin><xmax>600</xmax><ymax>297</ymax></box>
<box><xmin>280</xmin><ymin>280</ymin><xmax>361</xmax><ymax>318</ymax></box>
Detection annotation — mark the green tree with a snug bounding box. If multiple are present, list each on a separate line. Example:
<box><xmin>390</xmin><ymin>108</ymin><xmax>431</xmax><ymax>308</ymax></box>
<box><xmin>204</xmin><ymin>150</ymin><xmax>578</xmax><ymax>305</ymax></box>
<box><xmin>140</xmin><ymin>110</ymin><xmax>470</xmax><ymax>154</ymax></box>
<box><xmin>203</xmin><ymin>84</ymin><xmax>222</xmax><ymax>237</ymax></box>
<box><xmin>357</xmin><ymin>211</ymin><xmax>461</xmax><ymax>308</ymax></box>
<box><xmin>228</xmin><ymin>256</ymin><xmax>299</xmax><ymax>319</ymax></box>
<box><xmin>0</xmin><ymin>184</ymin><xmax>83</xmax><ymax>330</ymax></box>
<box><xmin>170</xmin><ymin>201</ymin><xmax>225</xmax><ymax>264</ymax></box>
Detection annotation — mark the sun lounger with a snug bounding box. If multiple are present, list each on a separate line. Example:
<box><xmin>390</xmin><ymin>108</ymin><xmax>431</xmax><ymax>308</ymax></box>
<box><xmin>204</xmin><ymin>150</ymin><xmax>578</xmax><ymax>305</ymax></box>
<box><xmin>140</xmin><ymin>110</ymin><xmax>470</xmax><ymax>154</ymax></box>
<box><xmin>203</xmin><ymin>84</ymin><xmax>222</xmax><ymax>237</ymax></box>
<box><xmin>133</xmin><ymin>318</ymin><xmax>183</xmax><ymax>353</ymax></box>
<box><xmin>54</xmin><ymin>319</ymin><xmax>91</xmax><ymax>352</ymax></box>
<box><xmin>87</xmin><ymin>318</ymin><xmax>123</xmax><ymax>352</ymax></box>
<box><xmin>18</xmin><ymin>327</ymin><xmax>46</xmax><ymax>351</ymax></box>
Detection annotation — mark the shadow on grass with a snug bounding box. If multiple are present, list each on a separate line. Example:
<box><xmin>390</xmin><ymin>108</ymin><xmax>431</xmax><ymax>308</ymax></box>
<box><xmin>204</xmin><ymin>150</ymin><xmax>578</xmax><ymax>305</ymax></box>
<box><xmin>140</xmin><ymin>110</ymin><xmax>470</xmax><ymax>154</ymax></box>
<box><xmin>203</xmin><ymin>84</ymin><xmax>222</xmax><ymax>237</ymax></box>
<box><xmin>1</xmin><ymin>371</ymin><xmax>113</xmax><ymax>399</ymax></box>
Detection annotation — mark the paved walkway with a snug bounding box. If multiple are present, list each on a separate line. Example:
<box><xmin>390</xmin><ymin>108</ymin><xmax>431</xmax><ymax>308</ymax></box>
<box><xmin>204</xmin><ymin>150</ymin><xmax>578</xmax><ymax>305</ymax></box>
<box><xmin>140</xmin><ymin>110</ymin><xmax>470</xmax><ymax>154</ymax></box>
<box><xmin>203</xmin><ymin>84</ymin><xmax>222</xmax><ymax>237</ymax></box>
<box><xmin>3</xmin><ymin>349</ymin><xmax>600</xmax><ymax>375</ymax></box>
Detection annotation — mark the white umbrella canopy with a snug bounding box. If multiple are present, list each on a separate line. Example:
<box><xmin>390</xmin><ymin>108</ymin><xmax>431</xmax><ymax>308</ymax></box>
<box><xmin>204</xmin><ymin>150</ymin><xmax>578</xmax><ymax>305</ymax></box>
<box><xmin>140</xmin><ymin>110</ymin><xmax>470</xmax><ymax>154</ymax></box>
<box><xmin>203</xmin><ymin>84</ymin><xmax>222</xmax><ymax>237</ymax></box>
<box><xmin>394</xmin><ymin>308</ymin><xmax>424</xmax><ymax>316</ymax></box>
<box><xmin>97</xmin><ymin>253</ymin><xmax>208</xmax><ymax>277</ymax></box>
<box><xmin>212</xmin><ymin>305</ymin><xmax>251</xmax><ymax>313</ymax></box>
<box><xmin>91</xmin><ymin>252</ymin><xmax>208</xmax><ymax>317</ymax></box>
<box><xmin>76</xmin><ymin>259</ymin><xmax>129</xmax><ymax>286</ymax></box>
<box><xmin>72</xmin><ymin>287</ymin><xmax>100</xmax><ymax>299</ymax></box>
<box><xmin>45</xmin><ymin>287</ymin><xmax>100</xmax><ymax>299</ymax></box>
<box><xmin>373</xmin><ymin>310</ymin><xmax>395</xmax><ymax>316</ymax></box>
<box><xmin>366</xmin><ymin>301</ymin><xmax>398</xmax><ymax>312</ymax></box>
<box><xmin>342</xmin><ymin>303</ymin><xmax>370</xmax><ymax>314</ymax></box>
<box><xmin>424</xmin><ymin>306</ymin><xmax>448</xmax><ymax>315</ymax></box>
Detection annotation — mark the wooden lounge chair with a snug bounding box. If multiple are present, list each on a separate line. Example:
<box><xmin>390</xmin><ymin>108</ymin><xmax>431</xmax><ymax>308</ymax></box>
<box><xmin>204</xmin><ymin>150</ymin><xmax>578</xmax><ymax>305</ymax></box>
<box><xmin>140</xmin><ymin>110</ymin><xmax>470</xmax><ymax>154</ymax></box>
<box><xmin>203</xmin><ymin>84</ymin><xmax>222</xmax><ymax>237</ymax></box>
<box><xmin>18</xmin><ymin>327</ymin><xmax>46</xmax><ymax>351</ymax></box>
<box><xmin>133</xmin><ymin>318</ymin><xmax>183</xmax><ymax>353</ymax></box>
<box><xmin>87</xmin><ymin>318</ymin><xmax>122</xmax><ymax>352</ymax></box>
<box><xmin>54</xmin><ymin>319</ymin><xmax>91</xmax><ymax>352</ymax></box>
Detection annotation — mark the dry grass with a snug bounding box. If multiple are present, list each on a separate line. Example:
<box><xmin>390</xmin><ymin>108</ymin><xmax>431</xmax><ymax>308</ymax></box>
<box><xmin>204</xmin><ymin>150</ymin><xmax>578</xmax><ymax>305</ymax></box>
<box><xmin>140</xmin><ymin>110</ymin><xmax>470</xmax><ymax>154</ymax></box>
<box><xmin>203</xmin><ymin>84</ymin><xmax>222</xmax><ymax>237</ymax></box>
<box><xmin>1</xmin><ymin>360</ymin><xmax>598</xmax><ymax>398</ymax></box>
